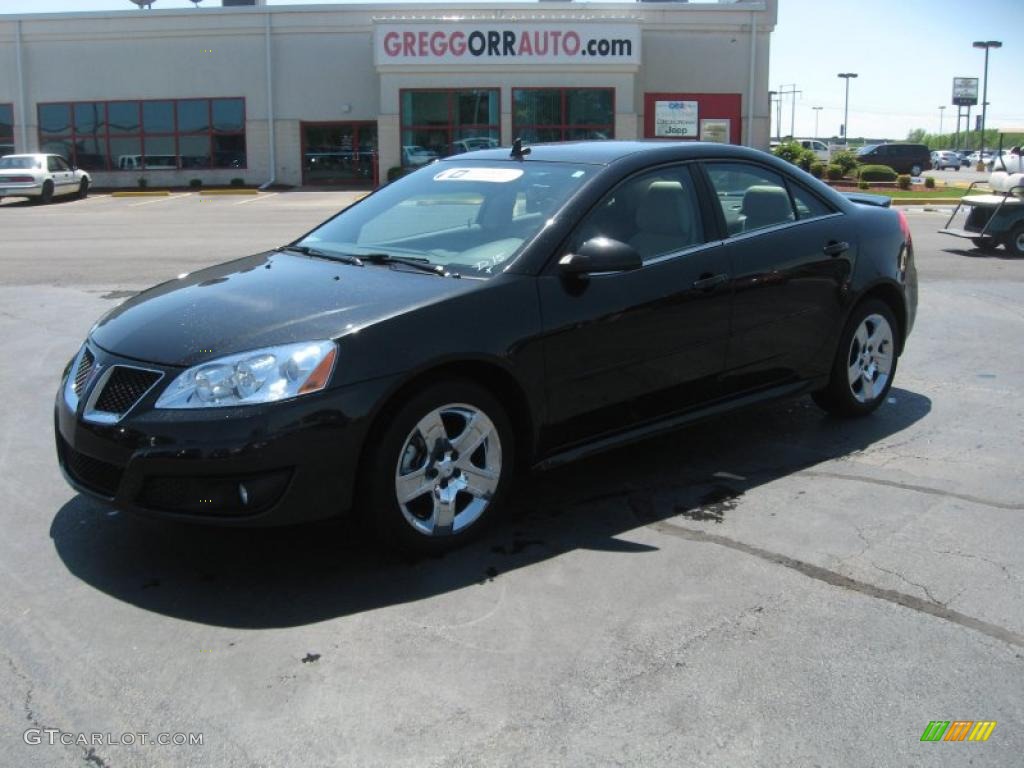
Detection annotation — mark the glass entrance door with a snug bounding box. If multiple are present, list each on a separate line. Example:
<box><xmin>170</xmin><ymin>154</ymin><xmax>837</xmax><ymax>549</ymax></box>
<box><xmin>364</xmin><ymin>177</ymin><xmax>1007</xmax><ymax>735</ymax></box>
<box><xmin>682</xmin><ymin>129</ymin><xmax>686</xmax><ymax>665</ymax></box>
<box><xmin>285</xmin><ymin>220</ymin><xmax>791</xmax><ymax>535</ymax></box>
<box><xmin>301</xmin><ymin>122</ymin><xmax>378</xmax><ymax>187</ymax></box>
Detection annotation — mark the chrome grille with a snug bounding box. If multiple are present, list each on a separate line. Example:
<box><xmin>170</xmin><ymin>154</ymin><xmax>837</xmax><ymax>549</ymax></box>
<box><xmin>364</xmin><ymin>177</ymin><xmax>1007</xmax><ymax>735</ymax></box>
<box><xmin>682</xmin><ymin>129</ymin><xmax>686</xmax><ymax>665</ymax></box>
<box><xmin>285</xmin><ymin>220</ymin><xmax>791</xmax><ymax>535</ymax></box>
<box><xmin>93</xmin><ymin>366</ymin><xmax>162</xmax><ymax>415</ymax></box>
<box><xmin>73</xmin><ymin>348</ymin><xmax>95</xmax><ymax>396</ymax></box>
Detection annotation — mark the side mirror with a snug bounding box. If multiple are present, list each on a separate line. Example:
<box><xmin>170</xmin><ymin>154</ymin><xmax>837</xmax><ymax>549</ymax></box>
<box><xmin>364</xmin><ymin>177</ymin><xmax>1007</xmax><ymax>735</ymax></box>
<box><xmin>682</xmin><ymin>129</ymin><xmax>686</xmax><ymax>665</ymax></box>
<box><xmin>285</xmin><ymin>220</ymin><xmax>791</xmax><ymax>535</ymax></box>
<box><xmin>558</xmin><ymin>237</ymin><xmax>642</xmax><ymax>276</ymax></box>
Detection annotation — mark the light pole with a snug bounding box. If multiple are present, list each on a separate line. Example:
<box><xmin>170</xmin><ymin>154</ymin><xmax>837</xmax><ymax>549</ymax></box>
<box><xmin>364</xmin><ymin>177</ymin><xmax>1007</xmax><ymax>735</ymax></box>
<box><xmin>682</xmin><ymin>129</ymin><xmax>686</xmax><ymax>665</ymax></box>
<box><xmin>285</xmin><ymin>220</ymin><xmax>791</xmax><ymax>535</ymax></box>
<box><xmin>812</xmin><ymin>106</ymin><xmax>822</xmax><ymax>140</ymax></box>
<box><xmin>769</xmin><ymin>91</ymin><xmax>778</xmax><ymax>142</ymax></box>
<box><xmin>837</xmin><ymin>72</ymin><xmax>858</xmax><ymax>145</ymax></box>
<box><xmin>938</xmin><ymin>105</ymin><xmax>946</xmax><ymax>138</ymax></box>
<box><xmin>972</xmin><ymin>41</ymin><xmax>1001</xmax><ymax>166</ymax></box>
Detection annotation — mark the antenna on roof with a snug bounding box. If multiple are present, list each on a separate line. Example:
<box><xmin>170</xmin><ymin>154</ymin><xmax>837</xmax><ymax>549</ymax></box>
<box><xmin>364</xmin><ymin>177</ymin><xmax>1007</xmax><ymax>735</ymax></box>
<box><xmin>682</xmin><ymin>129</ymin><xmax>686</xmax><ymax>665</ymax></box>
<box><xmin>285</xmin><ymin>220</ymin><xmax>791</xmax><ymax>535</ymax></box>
<box><xmin>510</xmin><ymin>138</ymin><xmax>531</xmax><ymax>161</ymax></box>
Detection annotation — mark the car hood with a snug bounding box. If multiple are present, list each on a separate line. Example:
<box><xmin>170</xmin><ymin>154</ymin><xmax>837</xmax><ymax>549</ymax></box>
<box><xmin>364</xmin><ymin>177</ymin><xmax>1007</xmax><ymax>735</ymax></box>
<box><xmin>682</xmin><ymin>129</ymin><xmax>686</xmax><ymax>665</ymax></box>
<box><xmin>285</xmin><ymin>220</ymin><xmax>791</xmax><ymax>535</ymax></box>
<box><xmin>90</xmin><ymin>251</ymin><xmax>479</xmax><ymax>367</ymax></box>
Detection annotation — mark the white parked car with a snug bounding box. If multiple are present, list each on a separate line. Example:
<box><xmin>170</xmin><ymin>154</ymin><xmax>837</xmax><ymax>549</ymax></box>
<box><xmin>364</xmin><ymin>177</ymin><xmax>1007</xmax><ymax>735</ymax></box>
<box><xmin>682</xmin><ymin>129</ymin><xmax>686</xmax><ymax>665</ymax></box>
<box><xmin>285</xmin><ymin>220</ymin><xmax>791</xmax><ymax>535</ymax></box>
<box><xmin>930</xmin><ymin>150</ymin><xmax>960</xmax><ymax>170</ymax></box>
<box><xmin>0</xmin><ymin>153</ymin><xmax>91</xmax><ymax>204</ymax></box>
<box><xmin>401</xmin><ymin>145</ymin><xmax>439</xmax><ymax>167</ymax></box>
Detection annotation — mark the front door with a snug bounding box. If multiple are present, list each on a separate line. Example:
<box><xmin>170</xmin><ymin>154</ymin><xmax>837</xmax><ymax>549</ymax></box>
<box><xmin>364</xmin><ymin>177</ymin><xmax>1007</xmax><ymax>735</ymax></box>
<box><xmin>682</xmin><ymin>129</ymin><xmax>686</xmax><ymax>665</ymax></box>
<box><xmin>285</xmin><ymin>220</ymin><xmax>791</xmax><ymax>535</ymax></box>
<box><xmin>301</xmin><ymin>122</ymin><xmax>378</xmax><ymax>187</ymax></box>
<box><xmin>537</xmin><ymin>164</ymin><xmax>733</xmax><ymax>451</ymax></box>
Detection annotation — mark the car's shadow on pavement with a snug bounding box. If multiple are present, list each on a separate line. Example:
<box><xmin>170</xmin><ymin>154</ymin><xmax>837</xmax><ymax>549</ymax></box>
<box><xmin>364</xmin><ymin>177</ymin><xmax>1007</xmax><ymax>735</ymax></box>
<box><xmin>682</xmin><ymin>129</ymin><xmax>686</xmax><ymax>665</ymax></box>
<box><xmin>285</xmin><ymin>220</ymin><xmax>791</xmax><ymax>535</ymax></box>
<box><xmin>50</xmin><ymin>389</ymin><xmax>931</xmax><ymax>628</ymax></box>
<box><xmin>944</xmin><ymin>245</ymin><xmax>1019</xmax><ymax>260</ymax></box>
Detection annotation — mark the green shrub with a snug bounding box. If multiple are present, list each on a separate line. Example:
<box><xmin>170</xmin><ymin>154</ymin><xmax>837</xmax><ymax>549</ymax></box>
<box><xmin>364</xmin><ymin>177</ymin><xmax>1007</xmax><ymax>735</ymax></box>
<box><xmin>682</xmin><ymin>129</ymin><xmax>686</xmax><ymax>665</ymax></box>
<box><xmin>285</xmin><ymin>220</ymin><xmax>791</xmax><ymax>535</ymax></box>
<box><xmin>831</xmin><ymin>149</ymin><xmax>859</xmax><ymax>175</ymax></box>
<box><xmin>387</xmin><ymin>166</ymin><xmax>411</xmax><ymax>183</ymax></box>
<box><xmin>896</xmin><ymin>174</ymin><xmax>912</xmax><ymax>190</ymax></box>
<box><xmin>924</xmin><ymin>176</ymin><xmax>936</xmax><ymax>189</ymax></box>
<box><xmin>859</xmin><ymin>164</ymin><xmax>898</xmax><ymax>182</ymax></box>
<box><xmin>858</xmin><ymin>180</ymin><xmax>870</xmax><ymax>190</ymax></box>
<box><xmin>809</xmin><ymin>162</ymin><xmax>826</xmax><ymax>179</ymax></box>
<box><xmin>230</xmin><ymin>177</ymin><xmax>245</xmax><ymax>187</ymax></box>
<box><xmin>137</xmin><ymin>177</ymin><xmax>148</xmax><ymax>189</ymax></box>
<box><xmin>189</xmin><ymin>178</ymin><xmax>203</xmax><ymax>189</ymax></box>
<box><xmin>825</xmin><ymin>164</ymin><xmax>844</xmax><ymax>181</ymax></box>
<box><xmin>772</xmin><ymin>141</ymin><xmax>816</xmax><ymax>171</ymax></box>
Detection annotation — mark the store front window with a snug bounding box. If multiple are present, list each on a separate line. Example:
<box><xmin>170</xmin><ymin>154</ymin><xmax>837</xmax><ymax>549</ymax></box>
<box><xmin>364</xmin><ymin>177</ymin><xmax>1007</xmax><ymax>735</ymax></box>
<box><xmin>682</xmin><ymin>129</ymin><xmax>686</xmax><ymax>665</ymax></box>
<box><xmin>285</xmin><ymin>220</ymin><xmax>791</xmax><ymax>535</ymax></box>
<box><xmin>0</xmin><ymin>104</ymin><xmax>13</xmax><ymax>156</ymax></box>
<box><xmin>512</xmin><ymin>88</ymin><xmax>614</xmax><ymax>143</ymax></box>
<box><xmin>302</xmin><ymin>122</ymin><xmax>378</xmax><ymax>187</ymax></box>
<box><xmin>399</xmin><ymin>89</ymin><xmax>500</xmax><ymax>167</ymax></box>
<box><xmin>36</xmin><ymin>98</ymin><xmax>246</xmax><ymax>171</ymax></box>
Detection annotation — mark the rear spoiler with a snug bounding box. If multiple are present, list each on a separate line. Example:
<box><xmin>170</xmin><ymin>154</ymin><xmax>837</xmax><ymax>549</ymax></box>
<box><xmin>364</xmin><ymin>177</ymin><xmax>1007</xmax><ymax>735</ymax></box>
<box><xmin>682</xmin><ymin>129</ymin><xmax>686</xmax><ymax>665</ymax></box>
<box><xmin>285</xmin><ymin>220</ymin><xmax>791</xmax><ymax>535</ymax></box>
<box><xmin>842</xmin><ymin>192</ymin><xmax>892</xmax><ymax>208</ymax></box>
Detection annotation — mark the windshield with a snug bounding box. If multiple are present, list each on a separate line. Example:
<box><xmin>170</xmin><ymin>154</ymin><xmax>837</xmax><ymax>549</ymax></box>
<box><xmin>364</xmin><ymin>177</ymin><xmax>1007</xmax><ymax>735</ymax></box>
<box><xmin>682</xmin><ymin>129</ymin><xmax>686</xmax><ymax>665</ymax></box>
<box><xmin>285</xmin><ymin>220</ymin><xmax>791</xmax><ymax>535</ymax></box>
<box><xmin>0</xmin><ymin>157</ymin><xmax>40</xmax><ymax>169</ymax></box>
<box><xmin>856</xmin><ymin>145</ymin><xmax>878</xmax><ymax>156</ymax></box>
<box><xmin>297</xmin><ymin>160</ymin><xmax>594</xmax><ymax>277</ymax></box>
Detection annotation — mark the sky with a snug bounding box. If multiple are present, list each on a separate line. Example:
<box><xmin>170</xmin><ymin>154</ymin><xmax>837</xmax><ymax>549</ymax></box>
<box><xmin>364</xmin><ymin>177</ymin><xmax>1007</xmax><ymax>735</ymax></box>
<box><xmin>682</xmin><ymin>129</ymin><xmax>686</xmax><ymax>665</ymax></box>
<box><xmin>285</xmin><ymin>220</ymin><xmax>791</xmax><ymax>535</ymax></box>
<box><xmin>1</xmin><ymin>0</ymin><xmax>1021</xmax><ymax>142</ymax></box>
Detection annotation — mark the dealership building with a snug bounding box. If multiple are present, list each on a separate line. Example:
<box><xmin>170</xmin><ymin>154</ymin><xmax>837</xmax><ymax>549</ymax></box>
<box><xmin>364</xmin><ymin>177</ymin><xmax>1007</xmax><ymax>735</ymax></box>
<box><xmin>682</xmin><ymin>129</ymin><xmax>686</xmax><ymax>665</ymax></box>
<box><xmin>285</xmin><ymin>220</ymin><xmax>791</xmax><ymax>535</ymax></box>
<box><xmin>0</xmin><ymin>0</ymin><xmax>777</xmax><ymax>188</ymax></box>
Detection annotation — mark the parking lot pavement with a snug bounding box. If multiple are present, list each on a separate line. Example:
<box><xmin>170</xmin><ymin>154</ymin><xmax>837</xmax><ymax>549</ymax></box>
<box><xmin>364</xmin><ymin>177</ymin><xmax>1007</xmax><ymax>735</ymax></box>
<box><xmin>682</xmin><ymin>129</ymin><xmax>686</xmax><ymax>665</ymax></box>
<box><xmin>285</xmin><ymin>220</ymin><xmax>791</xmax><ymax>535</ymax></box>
<box><xmin>1</xmin><ymin>198</ymin><xmax>1023</xmax><ymax>766</ymax></box>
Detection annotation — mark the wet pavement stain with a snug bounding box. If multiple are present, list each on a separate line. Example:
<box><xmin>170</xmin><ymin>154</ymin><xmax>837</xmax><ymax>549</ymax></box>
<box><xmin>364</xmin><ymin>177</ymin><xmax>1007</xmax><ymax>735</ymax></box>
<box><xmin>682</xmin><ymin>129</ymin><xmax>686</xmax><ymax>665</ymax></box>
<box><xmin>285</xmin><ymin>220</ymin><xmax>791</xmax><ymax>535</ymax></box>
<box><xmin>99</xmin><ymin>290</ymin><xmax>137</xmax><ymax>300</ymax></box>
<box><xmin>490</xmin><ymin>539</ymin><xmax>546</xmax><ymax>555</ymax></box>
<box><xmin>675</xmin><ymin>484</ymin><xmax>743</xmax><ymax>524</ymax></box>
<box><xmin>301</xmin><ymin>653</ymin><xmax>321</xmax><ymax>664</ymax></box>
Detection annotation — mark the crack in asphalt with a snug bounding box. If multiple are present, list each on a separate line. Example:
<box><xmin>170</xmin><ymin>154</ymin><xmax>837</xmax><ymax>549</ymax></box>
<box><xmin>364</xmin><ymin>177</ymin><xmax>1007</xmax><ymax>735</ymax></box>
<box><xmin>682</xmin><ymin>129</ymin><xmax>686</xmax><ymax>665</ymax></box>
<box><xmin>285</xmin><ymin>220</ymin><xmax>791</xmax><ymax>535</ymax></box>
<box><xmin>6</xmin><ymin>657</ymin><xmax>113</xmax><ymax>768</ymax></box>
<box><xmin>868</xmin><ymin>560</ymin><xmax>943</xmax><ymax>606</ymax></box>
<box><xmin>801</xmin><ymin>470</ymin><xmax>1024</xmax><ymax>511</ymax></box>
<box><xmin>629</xmin><ymin>495</ymin><xmax>1024</xmax><ymax>651</ymax></box>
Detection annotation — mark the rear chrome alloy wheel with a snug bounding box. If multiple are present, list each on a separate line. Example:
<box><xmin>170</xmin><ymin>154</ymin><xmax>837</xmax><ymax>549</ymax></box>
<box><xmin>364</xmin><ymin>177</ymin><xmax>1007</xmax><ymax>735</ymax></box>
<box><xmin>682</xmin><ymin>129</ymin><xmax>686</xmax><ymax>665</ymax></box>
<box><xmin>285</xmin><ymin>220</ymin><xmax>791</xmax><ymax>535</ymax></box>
<box><xmin>394</xmin><ymin>403</ymin><xmax>502</xmax><ymax>537</ymax></box>
<box><xmin>847</xmin><ymin>313</ymin><xmax>894</xmax><ymax>404</ymax></box>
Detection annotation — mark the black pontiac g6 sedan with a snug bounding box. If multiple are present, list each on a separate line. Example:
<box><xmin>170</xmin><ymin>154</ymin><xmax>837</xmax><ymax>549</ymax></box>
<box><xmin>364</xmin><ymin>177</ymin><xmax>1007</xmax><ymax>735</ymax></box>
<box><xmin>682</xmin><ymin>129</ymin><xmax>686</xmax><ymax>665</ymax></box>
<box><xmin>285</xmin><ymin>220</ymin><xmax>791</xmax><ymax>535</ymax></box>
<box><xmin>56</xmin><ymin>141</ymin><xmax>917</xmax><ymax>552</ymax></box>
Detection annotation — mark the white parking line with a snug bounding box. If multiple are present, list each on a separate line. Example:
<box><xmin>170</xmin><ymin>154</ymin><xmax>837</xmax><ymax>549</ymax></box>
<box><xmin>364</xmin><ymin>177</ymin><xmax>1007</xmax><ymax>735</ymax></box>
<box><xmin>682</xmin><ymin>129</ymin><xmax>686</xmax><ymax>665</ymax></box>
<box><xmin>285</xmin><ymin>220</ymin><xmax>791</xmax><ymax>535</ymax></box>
<box><xmin>234</xmin><ymin>192</ymin><xmax>278</xmax><ymax>205</ymax></box>
<box><xmin>128</xmin><ymin>192</ymin><xmax>193</xmax><ymax>207</ymax></box>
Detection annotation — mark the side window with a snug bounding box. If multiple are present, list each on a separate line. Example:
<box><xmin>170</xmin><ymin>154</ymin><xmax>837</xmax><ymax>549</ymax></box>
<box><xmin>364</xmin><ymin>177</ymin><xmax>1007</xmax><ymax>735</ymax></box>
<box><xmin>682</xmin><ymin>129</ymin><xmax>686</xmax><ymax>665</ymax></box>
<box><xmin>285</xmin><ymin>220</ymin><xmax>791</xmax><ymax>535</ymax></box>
<box><xmin>789</xmin><ymin>182</ymin><xmax>834</xmax><ymax>220</ymax></box>
<box><xmin>705</xmin><ymin>162</ymin><xmax>794</xmax><ymax>235</ymax></box>
<box><xmin>47</xmin><ymin>156</ymin><xmax>61</xmax><ymax>172</ymax></box>
<box><xmin>55</xmin><ymin>157</ymin><xmax>71</xmax><ymax>171</ymax></box>
<box><xmin>569</xmin><ymin>165</ymin><xmax>704</xmax><ymax>263</ymax></box>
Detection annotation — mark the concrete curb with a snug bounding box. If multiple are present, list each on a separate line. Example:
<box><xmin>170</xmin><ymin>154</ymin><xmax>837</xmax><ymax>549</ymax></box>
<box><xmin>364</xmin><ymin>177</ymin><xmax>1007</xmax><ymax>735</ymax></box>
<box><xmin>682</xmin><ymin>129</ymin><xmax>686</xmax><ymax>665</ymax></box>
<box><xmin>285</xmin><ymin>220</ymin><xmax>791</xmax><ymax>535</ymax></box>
<box><xmin>197</xmin><ymin>189</ymin><xmax>260</xmax><ymax>196</ymax></box>
<box><xmin>891</xmin><ymin>199</ymin><xmax>963</xmax><ymax>205</ymax></box>
<box><xmin>110</xmin><ymin>190</ymin><xmax>171</xmax><ymax>197</ymax></box>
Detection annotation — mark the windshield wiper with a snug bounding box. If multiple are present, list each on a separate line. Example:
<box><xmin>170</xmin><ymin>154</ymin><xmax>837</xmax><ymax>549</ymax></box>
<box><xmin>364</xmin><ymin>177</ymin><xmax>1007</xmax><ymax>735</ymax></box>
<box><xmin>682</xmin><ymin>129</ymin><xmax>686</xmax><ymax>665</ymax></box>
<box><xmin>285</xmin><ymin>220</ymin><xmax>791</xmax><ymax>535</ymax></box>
<box><xmin>275</xmin><ymin>244</ymin><xmax>363</xmax><ymax>266</ymax></box>
<box><xmin>360</xmin><ymin>253</ymin><xmax>458</xmax><ymax>278</ymax></box>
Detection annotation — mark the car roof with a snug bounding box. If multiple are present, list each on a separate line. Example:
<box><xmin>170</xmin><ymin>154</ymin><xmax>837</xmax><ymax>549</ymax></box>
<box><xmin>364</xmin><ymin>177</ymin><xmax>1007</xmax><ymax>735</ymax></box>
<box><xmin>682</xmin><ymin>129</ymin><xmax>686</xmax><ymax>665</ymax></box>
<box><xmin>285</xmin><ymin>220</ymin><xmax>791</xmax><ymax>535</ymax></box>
<box><xmin>2</xmin><ymin>153</ymin><xmax>59</xmax><ymax>159</ymax></box>
<box><xmin>448</xmin><ymin>140</ymin><xmax>773</xmax><ymax>166</ymax></box>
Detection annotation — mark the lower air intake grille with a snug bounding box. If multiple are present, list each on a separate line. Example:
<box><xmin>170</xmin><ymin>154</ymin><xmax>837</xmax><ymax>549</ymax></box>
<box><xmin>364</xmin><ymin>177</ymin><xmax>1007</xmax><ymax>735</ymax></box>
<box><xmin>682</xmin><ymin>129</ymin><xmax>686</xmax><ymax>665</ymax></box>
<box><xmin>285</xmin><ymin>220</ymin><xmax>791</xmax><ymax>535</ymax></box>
<box><xmin>59</xmin><ymin>438</ymin><xmax>124</xmax><ymax>497</ymax></box>
<box><xmin>73</xmin><ymin>348</ymin><xmax>95</xmax><ymax>396</ymax></box>
<box><xmin>93</xmin><ymin>366</ymin><xmax>161</xmax><ymax>415</ymax></box>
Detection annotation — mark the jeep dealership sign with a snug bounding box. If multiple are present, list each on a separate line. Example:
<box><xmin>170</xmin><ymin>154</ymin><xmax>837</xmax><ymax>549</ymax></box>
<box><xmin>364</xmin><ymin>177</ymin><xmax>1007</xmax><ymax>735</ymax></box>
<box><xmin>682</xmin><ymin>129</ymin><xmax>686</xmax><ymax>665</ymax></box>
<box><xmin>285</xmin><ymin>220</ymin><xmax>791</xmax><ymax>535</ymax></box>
<box><xmin>375</xmin><ymin>23</ymin><xmax>640</xmax><ymax>66</ymax></box>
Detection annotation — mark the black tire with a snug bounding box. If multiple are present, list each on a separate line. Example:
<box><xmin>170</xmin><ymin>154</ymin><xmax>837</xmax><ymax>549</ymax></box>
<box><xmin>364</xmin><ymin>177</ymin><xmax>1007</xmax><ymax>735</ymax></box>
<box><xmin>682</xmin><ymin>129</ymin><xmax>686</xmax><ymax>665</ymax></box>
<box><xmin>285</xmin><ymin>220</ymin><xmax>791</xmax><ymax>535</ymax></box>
<box><xmin>40</xmin><ymin>181</ymin><xmax>54</xmax><ymax>205</ymax></box>
<box><xmin>78</xmin><ymin>179</ymin><xmax>89</xmax><ymax>199</ymax></box>
<box><xmin>972</xmin><ymin>238</ymin><xmax>999</xmax><ymax>253</ymax></box>
<box><xmin>812</xmin><ymin>299</ymin><xmax>899</xmax><ymax>418</ymax></box>
<box><xmin>1007</xmin><ymin>224</ymin><xmax>1024</xmax><ymax>258</ymax></box>
<box><xmin>359</xmin><ymin>378</ymin><xmax>515</xmax><ymax>554</ymax></box>
<box><xmin>910</xmin><ymin>164</ymin><xmax>923</xmax><ymax>176</ymax></box>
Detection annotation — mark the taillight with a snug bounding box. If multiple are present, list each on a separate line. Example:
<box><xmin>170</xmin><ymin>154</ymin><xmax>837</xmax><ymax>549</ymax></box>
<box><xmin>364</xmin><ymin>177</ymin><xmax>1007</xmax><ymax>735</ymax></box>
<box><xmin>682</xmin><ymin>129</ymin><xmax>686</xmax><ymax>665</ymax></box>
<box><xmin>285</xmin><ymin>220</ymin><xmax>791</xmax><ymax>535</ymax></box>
<box><xmin>1</xmin><ymin>176</ymin><xmax>35</xmax><ymax>183</ymax></box>
<box><xmin>897</xmin><ymin>208</ymin><xmax>912</xmax><ymax>243</ymax></box>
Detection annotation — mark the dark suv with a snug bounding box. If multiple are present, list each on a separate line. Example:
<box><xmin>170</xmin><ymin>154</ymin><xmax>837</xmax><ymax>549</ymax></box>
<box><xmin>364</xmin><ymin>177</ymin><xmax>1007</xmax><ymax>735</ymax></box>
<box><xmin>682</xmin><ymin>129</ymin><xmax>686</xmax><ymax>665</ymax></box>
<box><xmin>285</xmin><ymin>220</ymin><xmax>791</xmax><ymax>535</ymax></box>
<box><xmin>856</xmin><ymin>143</ymin><xmax>931</xmax><ymax>175</ymax></box>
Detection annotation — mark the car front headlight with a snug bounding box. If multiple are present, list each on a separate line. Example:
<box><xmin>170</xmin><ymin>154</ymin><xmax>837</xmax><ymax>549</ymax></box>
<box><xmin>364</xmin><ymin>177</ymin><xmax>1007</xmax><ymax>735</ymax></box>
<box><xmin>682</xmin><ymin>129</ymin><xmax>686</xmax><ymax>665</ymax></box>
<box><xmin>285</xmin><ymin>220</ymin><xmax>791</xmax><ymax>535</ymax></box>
<box><xmin>155</xmin><ymin>341</ymin><xmax>337</xmax><ymax>409</ymax></box>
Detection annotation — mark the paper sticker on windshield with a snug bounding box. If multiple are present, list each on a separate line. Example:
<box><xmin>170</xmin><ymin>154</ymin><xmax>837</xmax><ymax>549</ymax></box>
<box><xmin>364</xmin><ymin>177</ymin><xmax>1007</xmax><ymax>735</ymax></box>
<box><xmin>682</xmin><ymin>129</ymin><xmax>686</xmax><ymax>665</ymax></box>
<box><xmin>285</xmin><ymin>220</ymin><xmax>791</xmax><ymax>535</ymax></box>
<box><xmin>434</xmin><ymin>168</ymin><xmax>524</xmax><ymax>183</ymax></box>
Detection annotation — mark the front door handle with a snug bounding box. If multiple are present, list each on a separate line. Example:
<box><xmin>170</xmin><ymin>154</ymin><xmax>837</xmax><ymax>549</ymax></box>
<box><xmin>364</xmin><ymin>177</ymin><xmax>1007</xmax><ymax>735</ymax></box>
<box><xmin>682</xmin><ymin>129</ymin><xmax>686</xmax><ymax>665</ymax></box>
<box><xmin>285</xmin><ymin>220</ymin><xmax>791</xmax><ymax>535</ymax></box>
<box><xmin>692</xmin><ymin>273</ymin><xmax>729</xmax><ymax>291</ymax></box>
<box><xmin>823</xmin><ymin>240</ymin><xmax>850</xmax><ymax>257</ymax></box>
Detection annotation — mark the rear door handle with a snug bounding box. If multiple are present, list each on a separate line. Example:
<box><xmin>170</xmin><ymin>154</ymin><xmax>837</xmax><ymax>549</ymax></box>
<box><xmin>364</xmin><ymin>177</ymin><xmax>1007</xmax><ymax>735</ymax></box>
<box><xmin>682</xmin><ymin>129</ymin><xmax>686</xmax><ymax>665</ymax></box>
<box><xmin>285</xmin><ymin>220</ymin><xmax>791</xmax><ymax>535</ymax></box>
<box><xmin>823</xmin><ymin>241</ymin><xmax>850</xmax><ymax>257</ymax></box>
<box><xmin>692</xmin><ymin>273</ymin><xmax>729</xmax><ymax>291</ymax></box>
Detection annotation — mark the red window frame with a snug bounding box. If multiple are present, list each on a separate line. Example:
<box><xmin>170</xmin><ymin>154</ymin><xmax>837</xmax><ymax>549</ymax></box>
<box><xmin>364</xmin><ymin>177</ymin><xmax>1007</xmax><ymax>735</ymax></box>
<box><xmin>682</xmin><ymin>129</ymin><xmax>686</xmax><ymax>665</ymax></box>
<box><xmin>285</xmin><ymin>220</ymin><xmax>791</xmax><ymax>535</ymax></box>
<box><xmin>0</xmin><ymin>103</ymin><xmax>14</xmax><ymax>154</ymax></box>
<box><xmin>36</xmin><ymin>97</ymin><xmax>247</xmax><ymax>171</ymax></box>
<box><xmin>399</xmin><ymin>88</ymin><xmax>501</xmax><ymax>166</ymax></box>
<box><xmin>511</xmin><ymin>87</ymin><xmax>615</xmax><ymax>142</ymax></box>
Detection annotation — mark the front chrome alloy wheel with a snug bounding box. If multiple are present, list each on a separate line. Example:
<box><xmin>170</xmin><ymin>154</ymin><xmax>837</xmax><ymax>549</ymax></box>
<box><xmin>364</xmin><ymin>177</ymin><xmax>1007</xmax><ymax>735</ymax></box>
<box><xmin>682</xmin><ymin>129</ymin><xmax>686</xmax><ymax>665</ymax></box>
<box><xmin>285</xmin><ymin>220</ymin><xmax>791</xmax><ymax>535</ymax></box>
<box><xmin>847</xmin><ymin>313</ymin><xmax>894</xmax><ymax>404</ymax></box>
<box><xmin>394</xmin><ymin>403</ymin><xmax>502</xmax><ymax>537</ymax></box>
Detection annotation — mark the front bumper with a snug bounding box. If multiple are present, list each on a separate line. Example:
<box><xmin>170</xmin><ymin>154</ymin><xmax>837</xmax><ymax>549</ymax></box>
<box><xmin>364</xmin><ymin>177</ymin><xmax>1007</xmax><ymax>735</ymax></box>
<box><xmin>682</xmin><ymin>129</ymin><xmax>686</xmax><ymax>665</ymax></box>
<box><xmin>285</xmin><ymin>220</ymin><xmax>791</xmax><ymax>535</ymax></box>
<box><xmin>55</xmin><ymin>342</ymin><xmax>394</xmax><ymax>526</ymax></box>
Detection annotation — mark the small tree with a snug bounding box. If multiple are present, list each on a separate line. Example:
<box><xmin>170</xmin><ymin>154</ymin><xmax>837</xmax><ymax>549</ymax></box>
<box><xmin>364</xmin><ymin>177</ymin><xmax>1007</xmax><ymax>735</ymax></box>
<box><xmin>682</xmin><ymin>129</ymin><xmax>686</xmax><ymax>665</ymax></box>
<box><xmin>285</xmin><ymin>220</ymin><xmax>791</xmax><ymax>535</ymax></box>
<box><xmin>831</xmin><ymin>150</ymin><xmax>859</xmax><ymax>176</ymax></box>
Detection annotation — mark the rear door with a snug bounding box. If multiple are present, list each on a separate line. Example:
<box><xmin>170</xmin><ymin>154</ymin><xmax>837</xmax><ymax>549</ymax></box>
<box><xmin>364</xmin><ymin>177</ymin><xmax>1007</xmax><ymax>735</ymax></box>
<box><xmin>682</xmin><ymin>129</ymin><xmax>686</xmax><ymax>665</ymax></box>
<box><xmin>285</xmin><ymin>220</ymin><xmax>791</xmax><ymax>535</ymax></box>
<box><xmin>702</xmin><ymin>161</ymin><xmax>854</xmax><ymax>394</ymax></box>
